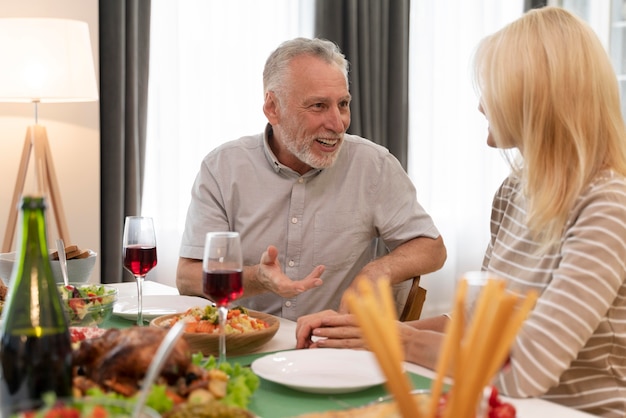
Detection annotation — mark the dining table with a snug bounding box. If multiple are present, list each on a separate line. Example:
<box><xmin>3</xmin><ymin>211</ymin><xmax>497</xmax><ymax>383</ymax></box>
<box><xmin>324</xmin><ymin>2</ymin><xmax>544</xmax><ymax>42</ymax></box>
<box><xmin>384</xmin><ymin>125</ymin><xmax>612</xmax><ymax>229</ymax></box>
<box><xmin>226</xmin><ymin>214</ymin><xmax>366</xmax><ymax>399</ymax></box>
<box><xmin>104</xmin><ymin>281</ymin><xmax>596</xmax><ymax>418</ymax></box>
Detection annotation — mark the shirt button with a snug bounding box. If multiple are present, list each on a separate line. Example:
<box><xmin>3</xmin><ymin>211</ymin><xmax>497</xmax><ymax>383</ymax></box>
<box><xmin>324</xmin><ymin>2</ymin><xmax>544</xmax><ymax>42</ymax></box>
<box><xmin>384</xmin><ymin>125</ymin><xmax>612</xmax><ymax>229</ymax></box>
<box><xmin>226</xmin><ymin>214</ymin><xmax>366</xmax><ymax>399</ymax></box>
<box><xmin>285</xmin><ymin>301</ymin><xmax>292</xmax><ymax>307</ymax></box>
<box><xmin>298</xmin><ymin>178</ymin><xmax>304</xmax><ymax>183</ymax></box>
<box><xmin>288</xmin><ymin>260</ymin><xmax>295</xmax><ymax>267</ymax></box>
<box><xmin>291</xmin><ymin>217</ymin><xmax>298</xmax><ymax>224</ymax></box>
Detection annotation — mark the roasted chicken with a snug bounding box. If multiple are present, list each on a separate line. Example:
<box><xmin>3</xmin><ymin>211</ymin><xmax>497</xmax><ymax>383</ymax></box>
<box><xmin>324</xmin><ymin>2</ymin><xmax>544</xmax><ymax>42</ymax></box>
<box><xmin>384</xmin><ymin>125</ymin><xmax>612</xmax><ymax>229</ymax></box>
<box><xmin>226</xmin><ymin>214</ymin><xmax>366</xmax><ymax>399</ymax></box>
<box><xmin>72</xmin><ymin>326</ymin><xmax>225</xmax><ymax>400</ymax></box>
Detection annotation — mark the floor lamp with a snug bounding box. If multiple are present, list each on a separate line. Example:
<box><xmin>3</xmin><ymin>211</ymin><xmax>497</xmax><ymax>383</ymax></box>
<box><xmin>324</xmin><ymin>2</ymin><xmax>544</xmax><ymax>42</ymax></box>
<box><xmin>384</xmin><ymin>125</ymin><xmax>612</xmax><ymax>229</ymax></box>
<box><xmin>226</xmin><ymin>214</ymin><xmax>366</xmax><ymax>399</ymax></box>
<box><xmin>0</xmin><ymin>18</ymin><xmax>99</xmax><ymax>253</ymax></box>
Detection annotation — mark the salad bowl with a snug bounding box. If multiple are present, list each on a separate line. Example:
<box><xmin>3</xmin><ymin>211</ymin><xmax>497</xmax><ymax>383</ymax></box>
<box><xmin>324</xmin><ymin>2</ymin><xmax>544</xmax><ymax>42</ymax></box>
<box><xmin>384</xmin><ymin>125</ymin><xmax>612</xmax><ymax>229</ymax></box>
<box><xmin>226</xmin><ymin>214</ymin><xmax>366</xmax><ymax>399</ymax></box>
<box><xmin>57</xmin><ymin>283</ymin><xmax>118</xmax><ymax>327</ymax></box>
<box><xmin>150</xmin><ymin>306</ymin><xmax>280</xmax><ymax>356</ymax></box>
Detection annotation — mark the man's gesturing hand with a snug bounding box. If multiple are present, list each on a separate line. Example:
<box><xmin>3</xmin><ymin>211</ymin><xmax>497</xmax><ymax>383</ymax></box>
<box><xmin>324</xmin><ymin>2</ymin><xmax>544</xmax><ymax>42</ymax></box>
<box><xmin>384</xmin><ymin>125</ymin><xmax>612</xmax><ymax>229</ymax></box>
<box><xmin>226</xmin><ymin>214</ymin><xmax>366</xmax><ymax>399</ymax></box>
<box><xmin>256</xmin><ymin>245</ymin><xmax>324</xmax><ymax>298</ymax></box>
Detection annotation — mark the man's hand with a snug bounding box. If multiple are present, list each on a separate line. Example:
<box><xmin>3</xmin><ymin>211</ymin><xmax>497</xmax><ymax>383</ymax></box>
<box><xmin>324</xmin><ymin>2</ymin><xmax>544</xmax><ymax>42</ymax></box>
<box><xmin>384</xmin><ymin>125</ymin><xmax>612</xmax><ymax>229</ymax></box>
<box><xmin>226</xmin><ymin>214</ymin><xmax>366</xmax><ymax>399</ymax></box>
<box><xmin>295</xmin><ymin>310</ymin><xmax>364</xmax><ymax>349</ymax></box>
<box><xmin>255</xmin><ymin>245</ymin><xmax>324</xmax><ymax>298</ymax></box>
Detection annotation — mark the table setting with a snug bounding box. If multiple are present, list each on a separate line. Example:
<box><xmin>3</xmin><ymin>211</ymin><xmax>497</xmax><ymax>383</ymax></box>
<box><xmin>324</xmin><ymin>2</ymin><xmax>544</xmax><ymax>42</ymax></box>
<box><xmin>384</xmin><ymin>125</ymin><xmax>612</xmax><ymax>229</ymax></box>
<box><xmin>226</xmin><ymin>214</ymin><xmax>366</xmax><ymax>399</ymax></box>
<box><xmin>0</xmin><ymin>274</ymin><xmax>598</xmax><ymax>417</ymax></box>
<box><xmin>0</xmin><ymin>224</ymin><xmax>598</xmax><ymax>418</ymax></box>
<box><xmin>97</xmin><ymin>279</ymin><xmax>596</xmax><ymax>418</ymax></box>
<box><xmin>0</xmin><ymin>260</ymin><xmax>599</xmax><ymax>417</ymax></box>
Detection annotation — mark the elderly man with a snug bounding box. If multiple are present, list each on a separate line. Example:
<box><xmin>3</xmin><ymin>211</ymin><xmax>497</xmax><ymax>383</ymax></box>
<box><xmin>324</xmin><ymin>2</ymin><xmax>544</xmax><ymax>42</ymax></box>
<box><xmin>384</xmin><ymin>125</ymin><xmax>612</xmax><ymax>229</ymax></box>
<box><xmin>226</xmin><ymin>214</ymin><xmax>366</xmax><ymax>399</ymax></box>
<box><xmin>176</xmin><ymin>37</ymin><xmax>446</xmax><ymax>320</ymax></box>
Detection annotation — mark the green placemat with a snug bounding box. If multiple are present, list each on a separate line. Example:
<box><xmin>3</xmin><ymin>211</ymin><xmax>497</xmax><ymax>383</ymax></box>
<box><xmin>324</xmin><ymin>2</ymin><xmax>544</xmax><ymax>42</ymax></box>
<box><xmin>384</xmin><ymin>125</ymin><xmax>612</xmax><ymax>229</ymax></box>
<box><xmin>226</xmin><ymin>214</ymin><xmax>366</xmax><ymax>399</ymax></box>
<box><xmin>102</xmin><ymin>314</ymin><xmax>151</xmax><ymax>328</ymax></box>
<box><xmin>102</xmin><ymin>315</ymin><xmax>136</xmax><ymax>328</ymax></box>
<box><xmin>247</xmin><ymin>372</ymin><xmax>431</xmax><ymax>418</ymax></box>
<box><xmin>228</xmin><ymin>351</ymin><xmax>433</xmax><ymax>418</ymax></box>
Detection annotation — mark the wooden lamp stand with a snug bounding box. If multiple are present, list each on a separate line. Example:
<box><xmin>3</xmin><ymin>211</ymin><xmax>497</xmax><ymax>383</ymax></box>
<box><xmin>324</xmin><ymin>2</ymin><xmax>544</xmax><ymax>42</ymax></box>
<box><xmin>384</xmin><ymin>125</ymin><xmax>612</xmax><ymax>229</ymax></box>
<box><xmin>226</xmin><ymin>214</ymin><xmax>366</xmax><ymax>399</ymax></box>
<box><xmin>2</xmin><ymin>124</ymin><xmax>71</xmax><ymax>252</ymax></box>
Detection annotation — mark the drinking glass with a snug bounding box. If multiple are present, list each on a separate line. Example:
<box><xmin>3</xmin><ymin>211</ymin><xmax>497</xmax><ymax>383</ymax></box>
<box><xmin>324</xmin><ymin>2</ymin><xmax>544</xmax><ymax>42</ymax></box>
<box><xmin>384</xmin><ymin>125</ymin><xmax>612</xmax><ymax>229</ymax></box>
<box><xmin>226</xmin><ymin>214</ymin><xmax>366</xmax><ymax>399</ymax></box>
<box><xmin>122</xmin><ymin>216</ymin><xmax>158</xmax><ymax>326</ymax></box>
<box><xmin>202</xmin><ymin>231</ymin><xmax>243</xmax><ymax>364</ymax></box>
<box><xmin>459</xmin><ymin>271</ymin><xmax>502</xmax><ymax>324</ymax></box>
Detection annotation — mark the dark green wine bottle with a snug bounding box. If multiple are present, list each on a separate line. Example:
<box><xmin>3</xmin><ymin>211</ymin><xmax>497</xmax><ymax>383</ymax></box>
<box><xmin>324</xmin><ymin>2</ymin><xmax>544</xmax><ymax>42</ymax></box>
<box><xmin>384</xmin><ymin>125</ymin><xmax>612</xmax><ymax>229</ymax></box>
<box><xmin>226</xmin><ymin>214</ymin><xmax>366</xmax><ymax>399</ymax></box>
<box><xmin>0</xmin><ymin>196</ymin><xmax>72</xmax><ymax>415</ymax></box>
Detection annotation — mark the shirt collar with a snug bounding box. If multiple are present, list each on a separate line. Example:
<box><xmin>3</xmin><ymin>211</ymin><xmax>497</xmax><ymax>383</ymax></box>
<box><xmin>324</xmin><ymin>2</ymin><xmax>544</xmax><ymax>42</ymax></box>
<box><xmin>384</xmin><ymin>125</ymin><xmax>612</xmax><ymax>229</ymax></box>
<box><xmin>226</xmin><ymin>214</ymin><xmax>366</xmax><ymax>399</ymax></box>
<box><xmin>262</xmin><ymin>124</ymin><xmax>323</xmax><ymax>178</ymax></box>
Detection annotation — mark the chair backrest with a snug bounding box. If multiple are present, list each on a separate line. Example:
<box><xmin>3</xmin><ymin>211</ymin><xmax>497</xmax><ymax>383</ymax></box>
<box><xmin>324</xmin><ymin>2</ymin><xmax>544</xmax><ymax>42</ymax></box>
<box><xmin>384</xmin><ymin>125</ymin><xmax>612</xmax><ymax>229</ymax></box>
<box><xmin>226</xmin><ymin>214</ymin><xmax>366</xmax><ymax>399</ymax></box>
<box><xmin>398</xmin><ymin>276</ymin><xmax>426</xmax><ymax>321</ymax></box>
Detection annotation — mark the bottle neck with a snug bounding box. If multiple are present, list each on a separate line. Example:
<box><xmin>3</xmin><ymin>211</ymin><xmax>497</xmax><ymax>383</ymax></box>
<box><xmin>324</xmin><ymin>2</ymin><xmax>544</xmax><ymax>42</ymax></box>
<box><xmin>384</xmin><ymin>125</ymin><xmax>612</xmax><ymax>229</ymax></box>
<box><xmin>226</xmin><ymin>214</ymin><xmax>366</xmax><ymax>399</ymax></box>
<box><xmin>3</xmin><ymin>195</ymin><xmax>69</xmax><ymax>334</ymax></box>
<box><xmin>16</xmin><ymin>196</ymin><xmax>48</xmax><ymax>260</ymax></box>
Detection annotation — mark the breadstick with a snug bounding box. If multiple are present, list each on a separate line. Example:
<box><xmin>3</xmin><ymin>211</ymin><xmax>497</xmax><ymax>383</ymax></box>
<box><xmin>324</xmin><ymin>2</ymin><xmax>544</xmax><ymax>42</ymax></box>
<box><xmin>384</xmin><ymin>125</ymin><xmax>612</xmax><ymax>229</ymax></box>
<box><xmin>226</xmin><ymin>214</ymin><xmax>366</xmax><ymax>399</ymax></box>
<box><xmin>459</xmin><ymin>291</ymin><xmax>517</xmax><ymax>414</ymax></box>
<box><xmin>345</xmin><ymin>289</ymin><xmax>399</xmax><ymax>372</ymax></box>
<box><xmin>429</xmin><ymin>279</ymin><xmax>466</xmax><ymax>418</ymax></box>
<box><xmin>429</xmin><ymin>275</ymin><xmax>538</xmax><ymax>418</ymax></box>
<box><xmin>448</xmin><ymin>279</ymin><xmax>502</xmax><ymax>417</ymax></box>
<box><xmin>482</xmin><ymin>290</ymin><xmax>538</xmax><ymax>387</ymax></box>
<box><xmin>346</xmin><ymin>282</ymin><xmax>421</xmax><ymax>417</ymax></box>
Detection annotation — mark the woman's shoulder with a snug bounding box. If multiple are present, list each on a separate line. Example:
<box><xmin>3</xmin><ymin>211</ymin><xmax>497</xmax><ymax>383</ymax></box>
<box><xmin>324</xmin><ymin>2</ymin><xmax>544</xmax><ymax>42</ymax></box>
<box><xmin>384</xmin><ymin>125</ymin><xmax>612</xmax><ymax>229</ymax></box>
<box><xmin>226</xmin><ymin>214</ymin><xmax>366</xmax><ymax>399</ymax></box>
<box><xmin>573</xmin><ymin>170</ymin><xmax>626</xmax><ymax>216</ymax></box>
<box><xmin>493</xmin><ymin>173</ymin><xmax>520</xmax><ymax>200</ymax></box>
<box><xmin>587</xmin><ymin>169</ymin><xmax>626</xmax><ymax>196</ymax></box>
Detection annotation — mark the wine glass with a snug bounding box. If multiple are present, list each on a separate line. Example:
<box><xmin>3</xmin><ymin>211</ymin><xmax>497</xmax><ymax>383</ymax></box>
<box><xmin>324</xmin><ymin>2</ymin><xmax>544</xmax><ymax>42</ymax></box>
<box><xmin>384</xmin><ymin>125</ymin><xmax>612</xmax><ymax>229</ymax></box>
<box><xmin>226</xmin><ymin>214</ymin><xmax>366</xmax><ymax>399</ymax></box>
<box><xmin>458</xmin><ymin>270</ymin><xmax>510</xmax><ymax>334</ymax></box>
<box><xmin>202</xmin><ymin>231</ymin><xmax>243</xmax><ymax>364</ymax></box>
<box><xmin>122</xmin><ymin>216</ymin><xmax>158</xmax><ymax>326</ymax></box>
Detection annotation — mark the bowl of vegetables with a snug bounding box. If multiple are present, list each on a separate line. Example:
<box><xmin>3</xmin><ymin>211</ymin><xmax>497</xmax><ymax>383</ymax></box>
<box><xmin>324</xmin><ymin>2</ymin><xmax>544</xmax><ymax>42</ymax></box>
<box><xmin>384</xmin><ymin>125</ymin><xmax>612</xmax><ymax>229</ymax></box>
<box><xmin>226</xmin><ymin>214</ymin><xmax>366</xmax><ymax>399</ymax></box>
<box><xmin>151</xmin><ymin>305</ymin><xmax>280</xmax><ymax>356</ymax></box>
<box><xmin>57</xmin><ymin>283</ymin><xmax>118</xmax><ymax>327</ymax></box>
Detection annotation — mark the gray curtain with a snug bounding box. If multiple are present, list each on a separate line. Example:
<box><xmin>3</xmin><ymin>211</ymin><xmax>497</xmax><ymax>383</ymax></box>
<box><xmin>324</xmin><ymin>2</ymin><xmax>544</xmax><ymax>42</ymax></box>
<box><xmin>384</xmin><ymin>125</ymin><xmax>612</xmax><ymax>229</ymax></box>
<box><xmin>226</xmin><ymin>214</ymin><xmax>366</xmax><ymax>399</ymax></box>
<box><xmin>524</xmin><ymin>0</ymin><xmax>547</xmax><ymax>10</ymax></box>
<box><xmin>99</xmin><ymin>0</ymin><xmax>151</xmax><ymax>283</ymax></box>
<box><xmin>315</xmin><ymin>0</ymin><xmax>410</xmax><ymax>169</ymax></box>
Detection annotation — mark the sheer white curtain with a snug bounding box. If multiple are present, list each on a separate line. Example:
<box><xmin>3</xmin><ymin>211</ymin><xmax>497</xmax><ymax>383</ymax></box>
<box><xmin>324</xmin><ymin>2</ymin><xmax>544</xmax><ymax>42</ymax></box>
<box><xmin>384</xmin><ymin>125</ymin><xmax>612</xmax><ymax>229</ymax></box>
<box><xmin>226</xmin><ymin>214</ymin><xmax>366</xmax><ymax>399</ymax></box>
<box><xmin>408</xmin><ymin>1</ymin><xmax>523</xmax><ymax>316</ymax></box>
<box><xmin>144</xmin><ymin>0</ymin><xmax>524</xmax><ymax>315</ymax></box>
<box><xmin>144</xmin><ymin>0</ymin><xmax>314</xmax><ymax>287</ymax></box>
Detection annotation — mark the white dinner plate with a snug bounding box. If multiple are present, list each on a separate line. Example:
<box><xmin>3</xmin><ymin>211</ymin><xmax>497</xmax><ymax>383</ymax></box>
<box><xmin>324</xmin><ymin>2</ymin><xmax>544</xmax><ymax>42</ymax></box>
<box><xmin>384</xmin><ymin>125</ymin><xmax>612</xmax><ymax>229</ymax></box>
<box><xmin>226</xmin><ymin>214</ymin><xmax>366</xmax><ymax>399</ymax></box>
<box><xmin>113</xmin><ymin>295</ymin><xmax>211</xmax><ymax>321</ymax></box>
<box><xmin>251</xmin><ymin>348</ymin><xmax>386</xmax><ymax>394</ymax></box>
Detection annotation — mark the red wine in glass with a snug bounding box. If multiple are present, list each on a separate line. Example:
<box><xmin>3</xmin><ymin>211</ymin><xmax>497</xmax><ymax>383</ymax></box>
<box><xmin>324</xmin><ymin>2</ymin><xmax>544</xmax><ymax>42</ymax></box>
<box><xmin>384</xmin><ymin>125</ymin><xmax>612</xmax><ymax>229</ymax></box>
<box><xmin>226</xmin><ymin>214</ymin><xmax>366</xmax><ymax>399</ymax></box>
<box><xmin>124</xmin><ymin>245</ymin><xmax>158</xmax><ymax>276</ymax></box>
<box><xmin>202</xmin><ymin>270</ymin><xmax>243</xmax><ymax>306</ymax></box>
<box><xmin>122</xmin><ymin>216</ymin><xmax>157</xmax><ymax>326</ymax></box>
<box><xmin>203</xmin><ymin>231</ymin><xmax>243</xmax><ymax>364</ymax></box>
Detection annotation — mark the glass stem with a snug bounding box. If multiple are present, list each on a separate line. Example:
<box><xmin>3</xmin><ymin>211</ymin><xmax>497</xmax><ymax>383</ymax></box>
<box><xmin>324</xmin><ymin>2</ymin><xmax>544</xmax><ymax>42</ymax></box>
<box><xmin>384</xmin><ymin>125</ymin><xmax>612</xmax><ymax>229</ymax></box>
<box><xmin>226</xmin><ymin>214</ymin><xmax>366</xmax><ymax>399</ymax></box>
<box><xmin>136</xmin><ymin>275</ymin><xmax>145</xmax><ymax>326</ymax></box>
<box><xmin>218</xmin><ymin>305</ymin><xmax>228</xmax><ymax>364</ymax></box>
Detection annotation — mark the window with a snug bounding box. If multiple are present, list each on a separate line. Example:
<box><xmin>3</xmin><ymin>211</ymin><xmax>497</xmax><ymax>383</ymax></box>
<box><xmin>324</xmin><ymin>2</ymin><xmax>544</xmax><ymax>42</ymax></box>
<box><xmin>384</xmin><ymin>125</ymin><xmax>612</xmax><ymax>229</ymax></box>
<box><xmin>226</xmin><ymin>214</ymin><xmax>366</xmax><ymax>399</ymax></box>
<box><xmin>144</xmin><ymin>1</ymin><xmax>314</xmax><ymax>286</ymax></box>
<box><xmin>407</xmin><ymin>1</ymin><xmax>521</xmax><ymax>314</ymax></box>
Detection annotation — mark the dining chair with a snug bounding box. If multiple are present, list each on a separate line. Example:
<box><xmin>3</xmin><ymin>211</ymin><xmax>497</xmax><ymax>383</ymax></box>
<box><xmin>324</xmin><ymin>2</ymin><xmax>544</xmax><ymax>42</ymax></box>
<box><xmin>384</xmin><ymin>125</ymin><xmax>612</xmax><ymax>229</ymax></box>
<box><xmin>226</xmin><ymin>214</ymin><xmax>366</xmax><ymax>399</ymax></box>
<box><xmin>398</xmin><ymin>276</ymin><xmax>427</xmax><ymax>321</ymax></box>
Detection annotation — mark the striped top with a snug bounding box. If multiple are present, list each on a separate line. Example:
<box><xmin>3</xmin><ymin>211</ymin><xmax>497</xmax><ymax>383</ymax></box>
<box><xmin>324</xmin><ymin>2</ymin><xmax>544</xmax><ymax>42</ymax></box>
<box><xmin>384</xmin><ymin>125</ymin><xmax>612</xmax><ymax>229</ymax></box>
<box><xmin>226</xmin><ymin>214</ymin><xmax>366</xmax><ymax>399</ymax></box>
<box><xmin>484</xmin><ymin>170</ymin><xmax>626</xmax><ymax>418</ymax></box>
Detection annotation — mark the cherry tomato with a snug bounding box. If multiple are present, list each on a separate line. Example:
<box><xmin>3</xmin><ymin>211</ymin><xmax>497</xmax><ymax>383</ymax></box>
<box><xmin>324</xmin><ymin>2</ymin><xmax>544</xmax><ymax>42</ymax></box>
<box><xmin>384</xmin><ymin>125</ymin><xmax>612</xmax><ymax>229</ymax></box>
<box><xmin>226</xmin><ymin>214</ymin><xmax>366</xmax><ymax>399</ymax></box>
<box><xmin>490</xmin><ymin>402</ymin><xmax>516</xmax><ymax>418</ymax></box>
<box><xmin>69</xmin><ymin>298</ymin><xmax>86</xmax><ymax>312</ymax></box>
<box><xmin>89</xmin><ymin>406</ymin><xmax>108</xmax><ymax>418</ymax></box>
<box><xmin>44</xmin><ymin>407</ymin><xmax>80</xmax><ymax>418</ymax></box>
<box><xmin>489</xmin><ymin>386</ymin><xmax>502</xmax><ymax>408</ymax></box>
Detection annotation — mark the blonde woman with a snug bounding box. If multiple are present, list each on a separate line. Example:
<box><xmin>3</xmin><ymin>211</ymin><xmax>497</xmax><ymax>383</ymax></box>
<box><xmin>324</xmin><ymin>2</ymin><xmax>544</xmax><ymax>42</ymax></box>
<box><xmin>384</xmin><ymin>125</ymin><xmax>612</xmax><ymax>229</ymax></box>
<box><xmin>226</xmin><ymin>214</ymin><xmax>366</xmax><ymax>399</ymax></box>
<box><xmin>296</xmin><ymin>7</ymin><xmax>626</xmax><ymax>416</ymax></box>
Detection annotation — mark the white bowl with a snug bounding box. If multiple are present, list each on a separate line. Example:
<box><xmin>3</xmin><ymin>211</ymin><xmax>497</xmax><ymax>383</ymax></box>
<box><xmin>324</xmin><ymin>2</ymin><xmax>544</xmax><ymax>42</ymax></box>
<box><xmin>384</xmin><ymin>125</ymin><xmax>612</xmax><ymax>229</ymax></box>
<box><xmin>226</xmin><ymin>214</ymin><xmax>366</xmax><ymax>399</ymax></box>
<box><xmin>0</xmin><ymin>250</ymin><xmax>97</xmax><ymax>286</ymax></box>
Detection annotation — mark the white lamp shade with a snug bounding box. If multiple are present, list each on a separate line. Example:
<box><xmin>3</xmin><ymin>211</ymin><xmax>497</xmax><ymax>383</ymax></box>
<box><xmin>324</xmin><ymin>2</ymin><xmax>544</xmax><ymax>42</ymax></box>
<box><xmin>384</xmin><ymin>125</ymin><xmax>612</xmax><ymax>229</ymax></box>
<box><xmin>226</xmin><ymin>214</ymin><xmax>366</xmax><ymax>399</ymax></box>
<box><xmin>0</xmin><ymin>18</ymin><xmax>98</xmax><ymax>103</ymax></box>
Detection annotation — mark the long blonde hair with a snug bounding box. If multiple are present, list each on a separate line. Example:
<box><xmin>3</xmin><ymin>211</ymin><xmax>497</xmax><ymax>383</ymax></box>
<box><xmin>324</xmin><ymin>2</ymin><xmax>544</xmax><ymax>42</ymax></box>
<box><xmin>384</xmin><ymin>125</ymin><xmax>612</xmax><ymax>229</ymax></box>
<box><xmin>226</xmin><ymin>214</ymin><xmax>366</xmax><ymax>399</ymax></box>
<box><xmin>474</xmin><ymin>7</ymin><xmax>626</xmax><ymax>247</ymax></box>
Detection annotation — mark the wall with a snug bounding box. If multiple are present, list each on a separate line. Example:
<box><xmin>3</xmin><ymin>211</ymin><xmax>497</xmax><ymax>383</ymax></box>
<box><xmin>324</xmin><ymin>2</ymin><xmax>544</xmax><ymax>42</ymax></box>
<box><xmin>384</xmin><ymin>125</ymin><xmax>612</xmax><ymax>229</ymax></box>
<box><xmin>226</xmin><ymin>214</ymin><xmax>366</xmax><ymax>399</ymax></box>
<box><xmin>0</xmin><ymin>0</ymin><xmax>100</xmax><ymax>283</ymax></box>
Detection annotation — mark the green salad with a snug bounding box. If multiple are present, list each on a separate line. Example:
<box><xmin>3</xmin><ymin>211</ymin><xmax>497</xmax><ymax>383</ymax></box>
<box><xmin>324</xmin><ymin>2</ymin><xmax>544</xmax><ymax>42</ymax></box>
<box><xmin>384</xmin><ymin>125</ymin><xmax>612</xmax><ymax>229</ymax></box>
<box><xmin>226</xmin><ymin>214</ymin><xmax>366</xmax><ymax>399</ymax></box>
<box><xmin>57</xmin><ymin>284</ymin><xmax>117</xmax><ymax>326</ymax></box>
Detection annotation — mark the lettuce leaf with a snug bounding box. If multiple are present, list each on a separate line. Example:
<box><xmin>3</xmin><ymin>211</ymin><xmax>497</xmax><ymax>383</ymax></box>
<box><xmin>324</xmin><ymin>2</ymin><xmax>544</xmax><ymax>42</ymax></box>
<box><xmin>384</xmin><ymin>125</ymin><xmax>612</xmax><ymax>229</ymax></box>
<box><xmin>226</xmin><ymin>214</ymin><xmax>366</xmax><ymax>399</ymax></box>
<box><xmin>195</xmin><ymin>354</ymin><xmax>260</xmax><ymax>408</ymax></box>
